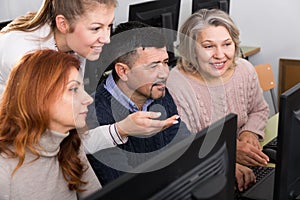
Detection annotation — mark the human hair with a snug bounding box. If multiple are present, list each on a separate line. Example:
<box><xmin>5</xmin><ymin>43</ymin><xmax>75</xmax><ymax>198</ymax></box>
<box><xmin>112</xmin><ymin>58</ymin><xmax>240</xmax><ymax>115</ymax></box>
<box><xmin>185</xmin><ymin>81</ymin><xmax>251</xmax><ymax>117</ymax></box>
<box><xmin>0</xmin><ymin>49</ymin><xmax>87</xmax><ymax>192</ymax></box>
<box><xmin>177</xmin><ymin>9</ymin><xmax>240</xmax><ymax>73</ymax></box>
<box><xmin>0</xmin><ymin>0</ymin><xmax>117</xmax><ymax>34</ymax></box>
<box><xmin>98</xmin><ymin>21</ymin><xmax>167</xmax><ymax>82</ymax></box>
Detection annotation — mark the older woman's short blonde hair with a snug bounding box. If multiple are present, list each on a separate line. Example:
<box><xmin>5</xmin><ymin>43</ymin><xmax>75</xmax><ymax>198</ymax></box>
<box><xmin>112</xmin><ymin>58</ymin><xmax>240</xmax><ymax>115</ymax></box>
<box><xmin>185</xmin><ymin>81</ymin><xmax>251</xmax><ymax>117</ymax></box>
<box><xmin>177</xmin><ymin>9</ymin><xmax>240</xmax><ymax>72</ymax></box>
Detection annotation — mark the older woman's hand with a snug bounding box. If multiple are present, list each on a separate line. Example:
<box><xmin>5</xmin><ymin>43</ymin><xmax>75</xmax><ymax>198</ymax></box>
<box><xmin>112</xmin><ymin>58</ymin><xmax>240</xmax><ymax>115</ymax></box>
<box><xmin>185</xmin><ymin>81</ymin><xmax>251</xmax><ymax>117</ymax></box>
<box><xmin>236</xmin><ymin>139</ymin><xmax>269</xmax><ymax>166</ymax></box>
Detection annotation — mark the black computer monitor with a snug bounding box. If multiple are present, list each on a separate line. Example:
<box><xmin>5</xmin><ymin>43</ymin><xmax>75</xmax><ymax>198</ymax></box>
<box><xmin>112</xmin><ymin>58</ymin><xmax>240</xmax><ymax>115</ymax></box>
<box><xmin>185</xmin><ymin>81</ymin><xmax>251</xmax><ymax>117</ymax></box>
<box><xmin>128</xmin><ymin>0</ymin><xmax>181</xmax><ymax>66</ymax></box>
<box><xmin>274</xmin><ymin>82</ymin><xmax>300</xmax><ymax>200</ymax></box>
<box><xmin>0</xmin><ymin>20</ymin><xmax>12</xmax><ymax>30</ymax></box>
<box><xmin>85</xmin><ymin>113</ymin><xmax>237</xmax><ymax>200</ymax></box>
<box><xmin>192</xmin><ymin>0</ymin><xmax>230</xmax><ymax>14</ymax></box>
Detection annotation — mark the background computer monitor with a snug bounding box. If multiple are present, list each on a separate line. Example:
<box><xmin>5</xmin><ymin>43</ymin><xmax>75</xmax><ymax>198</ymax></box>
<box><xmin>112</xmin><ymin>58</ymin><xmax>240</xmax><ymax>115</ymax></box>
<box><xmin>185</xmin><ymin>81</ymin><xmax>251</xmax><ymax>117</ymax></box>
<box><xmin>128</xmin><ymin>0</ymin><xmax>181</xmax><ymax>67</ymax></box>
<box><xmin>274</xmin><ymin>82</ymin><xmax>300</xmax><ymax>200</ymax></box>
<box><xmin>0</xmin><ymin>20</ymin><xmax>12</xmax><ymax>30</ymax></box>
<box><xmin>85</xmin><ymin>113</ymin><xmax>237</xmax><ymax>200</ymax></box>
<box><xmin>192</xmin><ymin>0</ymin><xmax>230</xmax><ymax>14</ymax></box>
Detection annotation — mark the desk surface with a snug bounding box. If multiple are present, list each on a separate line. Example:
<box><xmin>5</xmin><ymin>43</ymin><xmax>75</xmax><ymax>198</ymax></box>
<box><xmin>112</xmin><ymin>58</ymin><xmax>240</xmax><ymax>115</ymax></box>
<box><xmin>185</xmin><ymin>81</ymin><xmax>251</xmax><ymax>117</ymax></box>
<box><xmin>261</xmin><ymin>113</ymin><xmax>278</xmax><ymax>167</ymax></box>
<box><xmin>261</xmin><ymin>113</ymin><xmax>278</xmax><ymax>146</ymax></box>
<box><xmin>240</xmin><ymin>46</ymin><xmax>261</xmax><ymax>58</ymax></box>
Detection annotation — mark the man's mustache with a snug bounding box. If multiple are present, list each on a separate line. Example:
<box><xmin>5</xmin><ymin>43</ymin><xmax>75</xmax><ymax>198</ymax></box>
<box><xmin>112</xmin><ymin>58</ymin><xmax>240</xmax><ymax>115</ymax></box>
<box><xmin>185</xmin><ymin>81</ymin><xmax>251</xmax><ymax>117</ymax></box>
<box><xmin>152</xmin><ymin>79</ymin><xmax>167</xmax><ymax>86</ymax></box>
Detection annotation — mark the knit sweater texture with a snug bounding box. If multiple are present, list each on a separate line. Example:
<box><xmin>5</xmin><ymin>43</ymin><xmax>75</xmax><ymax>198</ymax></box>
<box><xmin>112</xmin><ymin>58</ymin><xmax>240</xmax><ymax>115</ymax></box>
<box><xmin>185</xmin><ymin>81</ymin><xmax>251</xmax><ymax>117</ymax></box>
<box><xmin>87</xmin><ymin>81</ymin><xmax>190</xmax><ymax>185</ymax></box>
<box><xmin>0</xmin><ymin>130</ymin><xmax>101</xmax><ymax>200</ymax></box>
<box><xmin>166</xmin><ymin>58</ymin><xmax>270</xmax><ymax>138</ymax></box>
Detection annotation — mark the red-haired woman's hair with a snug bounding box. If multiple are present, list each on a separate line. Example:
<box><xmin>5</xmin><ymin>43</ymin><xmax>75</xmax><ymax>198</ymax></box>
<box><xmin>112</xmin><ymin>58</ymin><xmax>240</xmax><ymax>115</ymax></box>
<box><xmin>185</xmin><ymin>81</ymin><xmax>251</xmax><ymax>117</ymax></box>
<box><xmin>0</xmin><ymin>49</ymin><xmax>87</xmax><ymax>192</ymax></box>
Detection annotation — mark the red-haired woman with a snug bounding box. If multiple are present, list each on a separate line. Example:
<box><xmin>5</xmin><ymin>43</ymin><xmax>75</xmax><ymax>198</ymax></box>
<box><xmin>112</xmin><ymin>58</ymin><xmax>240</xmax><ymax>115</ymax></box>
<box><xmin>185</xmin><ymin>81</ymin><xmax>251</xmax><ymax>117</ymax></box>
<box><xmin>0</xmin><ymin>49</ymin><xmax>100</xmax><ymax>199</ymax></box>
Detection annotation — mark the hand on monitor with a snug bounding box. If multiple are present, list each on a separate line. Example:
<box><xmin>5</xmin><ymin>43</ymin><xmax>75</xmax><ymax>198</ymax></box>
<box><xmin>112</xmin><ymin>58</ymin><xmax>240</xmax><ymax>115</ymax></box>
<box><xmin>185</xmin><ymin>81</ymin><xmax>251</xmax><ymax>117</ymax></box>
<box><xmin>236</xmin><ymin>140</ymin><xmax>269</xmax><ymax>166</ymax></box>
<box><xmin>116</xmin><ymin>111</ymin><xmax>179</xmax><ymax>137</ymax></box>
<box><xmin>235</xmin><ymin>163</ymin><xmax>256</xmax><ymax>192</ymax></box>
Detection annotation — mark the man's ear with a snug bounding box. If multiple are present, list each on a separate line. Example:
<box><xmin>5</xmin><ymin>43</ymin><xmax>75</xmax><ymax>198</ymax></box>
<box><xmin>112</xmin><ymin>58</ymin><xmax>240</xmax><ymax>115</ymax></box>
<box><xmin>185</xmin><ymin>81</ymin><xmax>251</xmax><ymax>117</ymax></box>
<box><xmin>115</xmin><ymin>63</ymin><xmax>130</xmax><ymax>81</ymax></box>
<box><xmin>55</xmin><ymin>15</ymin><xmax>70</xmax><ymax>33</ymax></box>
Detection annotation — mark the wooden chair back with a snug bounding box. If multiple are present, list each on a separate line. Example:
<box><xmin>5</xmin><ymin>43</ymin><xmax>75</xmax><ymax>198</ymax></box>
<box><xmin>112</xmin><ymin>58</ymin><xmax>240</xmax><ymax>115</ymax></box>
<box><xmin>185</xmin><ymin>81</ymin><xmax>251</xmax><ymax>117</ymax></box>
<box><xmin>254</xmin><ymin>63</ymin><xmax>278</xmax><ymax>113</ymax></box>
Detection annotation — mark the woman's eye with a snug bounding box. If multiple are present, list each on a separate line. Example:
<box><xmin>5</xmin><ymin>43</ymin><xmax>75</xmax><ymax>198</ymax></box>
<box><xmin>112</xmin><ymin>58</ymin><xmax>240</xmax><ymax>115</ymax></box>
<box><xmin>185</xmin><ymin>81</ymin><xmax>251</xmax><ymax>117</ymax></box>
<box><xmin>69</xmin><ymin>87</ymin><xmax>79</xmax><ymax>93</ymax></box>
<box><xmin>92</xmin><ymin>27</ymin><xmax>100</xmax><ymax>31</ymax></box>
<box><xmin>204</xmin><ymin>45</ymin><xmax>213</xmax><ymax>49</ymax></box>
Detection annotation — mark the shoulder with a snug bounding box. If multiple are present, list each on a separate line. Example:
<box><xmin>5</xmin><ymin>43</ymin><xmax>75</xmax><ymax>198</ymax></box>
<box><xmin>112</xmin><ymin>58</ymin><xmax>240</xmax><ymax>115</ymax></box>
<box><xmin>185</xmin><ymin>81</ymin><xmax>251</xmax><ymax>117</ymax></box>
<box><xmin>235</xmin><ymin>58</ymin><xmax>257</xmax><ymax>76</ymax></box>
<box><xmin>0</xmin><ymin>31</ymin><xmax>35</xmax><ymax>65</ymax></box>
<box><xmin>168</xmin><ymin>66</ymin><xmax>182</xmax><ymax>80</ymax></box>
<box><xmin>0</xmin><ymin>153</ymin><xmax>16</xmax><ymax>174</ymax></box>
<box><xmin>0</xmin><ymin>24</ymin><xmax>51</xmax><ymax>46</ymax></box>
<box><xmin>0</xmin><ymin>24</ymin><xmax>54</xmax><ymax>65</ymax></box>
<box><xmin>95</xmin><ymin>80</ymin><xmax>106</xmax><ymax>94</ymax></box>
<box><xmin>167</xmin><ymin>66</ymin><xmax>190</xmax><ymax>89</ymax></box>
<box><xmin>163</xmin><ymin>88</ymin><xmax>174</xmax><ymax>99</ymax></box>
<box><xmin>95</xmin><ymin>81</ymin><xmax>111</xmax><ymax>100</ymax></box>
<box><xmin>0</xmin><ymin>154</ymin><xmax>11</xmax><ymax>199</ymax></box>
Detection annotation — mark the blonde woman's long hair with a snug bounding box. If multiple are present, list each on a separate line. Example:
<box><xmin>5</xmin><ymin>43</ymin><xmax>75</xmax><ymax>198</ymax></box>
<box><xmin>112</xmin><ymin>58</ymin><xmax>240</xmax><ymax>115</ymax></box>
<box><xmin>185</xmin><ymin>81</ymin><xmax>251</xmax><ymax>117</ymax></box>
<box><xmin>0</xmin><ymin>0</ymin><xmax>118</xmax><ymax>34</ymax></box>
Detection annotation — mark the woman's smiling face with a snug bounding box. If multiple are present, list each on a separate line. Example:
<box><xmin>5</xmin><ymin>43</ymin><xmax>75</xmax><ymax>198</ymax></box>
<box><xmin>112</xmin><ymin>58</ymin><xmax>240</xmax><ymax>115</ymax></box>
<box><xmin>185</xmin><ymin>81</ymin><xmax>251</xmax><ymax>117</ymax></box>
<box><xmin>195</xmin><ymin>25</ymin><xmax>235</xmax><ymax>82</ymax></box>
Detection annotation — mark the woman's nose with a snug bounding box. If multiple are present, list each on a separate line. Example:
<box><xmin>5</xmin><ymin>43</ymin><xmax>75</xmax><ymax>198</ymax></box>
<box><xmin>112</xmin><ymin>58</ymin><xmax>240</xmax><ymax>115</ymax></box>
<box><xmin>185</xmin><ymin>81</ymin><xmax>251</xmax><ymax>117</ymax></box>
<box><xmin>213</xmin><ymin>47</ymin><xmax>225</xmax><ymax>58</ymax></box>
<box><xmin>82</xmin><ymin>91</ymin><xmax>94</xmax><ymax>106</ymax></box>
<box><xmin>98</xmin><ymin>29</ymin><xmax>111</xmax><ymax>44</ymax></box>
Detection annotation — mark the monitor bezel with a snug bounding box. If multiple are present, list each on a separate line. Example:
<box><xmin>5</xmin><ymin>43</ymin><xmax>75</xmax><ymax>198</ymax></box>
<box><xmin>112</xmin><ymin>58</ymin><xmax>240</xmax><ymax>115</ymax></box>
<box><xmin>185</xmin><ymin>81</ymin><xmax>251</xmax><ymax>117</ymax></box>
<box><xmin>128</xmin><ymin>0</ymin><xmax>181</xmax><ymax>67</ymax></box>
<box><xmin>274</xmin><ymin>82</ymin><xmax>300</xmax><ymax>200</ymax></box>
<box><xmin>128</xmin><ymin>0</ymin><xmax>181</xmax><ymax>32</ymax></box>
<box><xmin>192</xmin><ymin>0</ymin><xmax>230</xmax><ymax>14</ymax></box>
<box><xmin>85</xmin><ymin>113</ymin><xmax>237</xmax><ymax>200</ymax></box>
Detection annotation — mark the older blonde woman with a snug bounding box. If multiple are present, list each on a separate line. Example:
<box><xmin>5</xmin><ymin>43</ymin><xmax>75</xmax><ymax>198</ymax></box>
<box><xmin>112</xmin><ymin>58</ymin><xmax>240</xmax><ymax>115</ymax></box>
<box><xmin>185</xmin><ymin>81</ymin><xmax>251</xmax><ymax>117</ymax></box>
<box><xmin>167</xmin><ymin>9</ymin><xmax>270</xmax><ymax>191</ymax></box>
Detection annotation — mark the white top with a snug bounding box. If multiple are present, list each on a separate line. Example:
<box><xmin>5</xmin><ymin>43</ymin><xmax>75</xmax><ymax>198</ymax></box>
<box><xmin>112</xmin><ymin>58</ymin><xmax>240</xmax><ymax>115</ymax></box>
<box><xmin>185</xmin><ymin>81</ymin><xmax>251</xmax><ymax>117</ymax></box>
<box><xmin>0</xmin><ymin>24</ymin><xmax>127</xmax><ymax>154</ymax></box>
<box><xmin>0</xmin><ymin>24</ymin><xmax>85</xmax><ymax>95</ymax></box>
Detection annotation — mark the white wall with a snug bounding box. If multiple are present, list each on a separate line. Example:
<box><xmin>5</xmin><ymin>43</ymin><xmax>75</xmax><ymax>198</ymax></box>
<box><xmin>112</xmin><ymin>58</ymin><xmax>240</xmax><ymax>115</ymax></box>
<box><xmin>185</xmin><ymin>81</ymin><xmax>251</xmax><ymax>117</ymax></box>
<box><xmin>230</xmin><ymin>0</ymin><xmax>300</xmax><ymax>96</ymax></box>
<box><xmin>0</xmin><ymin>0</ymin><xmax>43</xmax><ymax>22</ymax></box>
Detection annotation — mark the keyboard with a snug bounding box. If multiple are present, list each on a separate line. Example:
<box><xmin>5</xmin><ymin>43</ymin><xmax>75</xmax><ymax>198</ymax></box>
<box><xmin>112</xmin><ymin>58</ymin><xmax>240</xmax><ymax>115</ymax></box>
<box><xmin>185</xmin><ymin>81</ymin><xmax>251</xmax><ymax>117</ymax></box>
<box><xmin>262</xmin><ymin>137</ymin><xmax>278</xmax><ymax>163</ymax></box>
<box><xmin>235</xmin><ymin>166</ymin><xmax>275</xmax><ymax>199</ymax></box>
<box><xmin>249</xmin><ymin>166</ymin><xmax>274</xmax><ymax>183</ymax></box>
<box><xmin>263</xmin><ymin>137</ymin><xmax>278</xmax><ymax>150</ymax></box>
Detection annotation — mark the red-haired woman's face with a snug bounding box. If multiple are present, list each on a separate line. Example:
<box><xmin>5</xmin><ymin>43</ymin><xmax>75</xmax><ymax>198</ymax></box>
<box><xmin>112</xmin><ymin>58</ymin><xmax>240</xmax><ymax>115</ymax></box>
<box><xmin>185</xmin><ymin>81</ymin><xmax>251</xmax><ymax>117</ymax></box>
<box><xmin>48</xmin><ymin>67</ymin><xmax>93</xmax><ymax>133</ymax></box>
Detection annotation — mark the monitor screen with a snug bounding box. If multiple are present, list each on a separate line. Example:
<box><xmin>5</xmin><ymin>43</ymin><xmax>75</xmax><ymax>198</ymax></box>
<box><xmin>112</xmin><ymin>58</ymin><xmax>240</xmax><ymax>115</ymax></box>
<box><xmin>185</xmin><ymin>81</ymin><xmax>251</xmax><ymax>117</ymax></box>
<box><xmin>192</xmin><ymin>0</ymin><xmax>230</xmax><ymax>14</ymax></box>
<box><xmin>0</xmin><ymin>20</ymin><xmax>12</xmax><ymax>30</ymax></box>
<box><xmin>274</xmin><ymin>82</ymin><xmax>300</xmax><ymax>200</ymax></box>
<box><xmin>128</xmin><ymin>0</ymin><xmax>181</xmax><ymax>66</ymax></box>
<box><xmin>85</xmin><ymin>113</ymin><xmax>237</xmax><ymax>200</ymax></box>
<box><xmin>129</xmin><ymin>0</ymin><xmax>181</xmax><ymax>32</ymax></box>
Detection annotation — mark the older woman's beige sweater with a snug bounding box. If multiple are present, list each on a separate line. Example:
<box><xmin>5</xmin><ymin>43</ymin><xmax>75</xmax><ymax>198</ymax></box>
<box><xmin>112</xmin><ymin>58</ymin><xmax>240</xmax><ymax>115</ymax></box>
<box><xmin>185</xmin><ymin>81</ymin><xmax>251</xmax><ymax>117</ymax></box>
<box><xmin>167</xmin><ymin>58</ymin><xmax>269</xmax><ymax>138</ymax></box>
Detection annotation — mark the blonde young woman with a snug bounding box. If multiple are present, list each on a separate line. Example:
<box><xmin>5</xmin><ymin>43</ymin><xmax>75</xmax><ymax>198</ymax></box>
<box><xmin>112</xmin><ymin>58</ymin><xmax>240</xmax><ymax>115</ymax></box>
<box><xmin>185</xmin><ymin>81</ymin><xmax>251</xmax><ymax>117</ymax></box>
<box><xmin>0</xmin><ymin>0</ymin><xmax>179</xmax><ymax>155</ymax></box>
